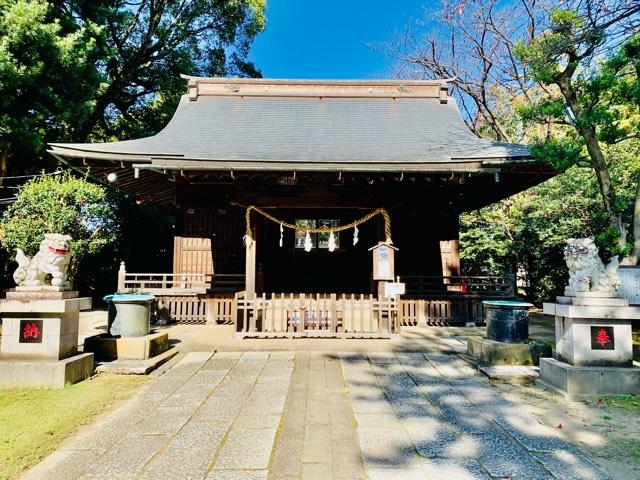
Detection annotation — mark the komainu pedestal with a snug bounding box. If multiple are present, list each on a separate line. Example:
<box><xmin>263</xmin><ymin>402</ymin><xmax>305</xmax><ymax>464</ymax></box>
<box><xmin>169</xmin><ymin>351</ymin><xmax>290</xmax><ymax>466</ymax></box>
<box><xmin>0</xmin><ymin>290</ymin><xmax>94</xmax><ymax>388</ymax></box>
<box><xmin>539</xmin><ymin>238</ymin><xmax>640</xmax><ymax>399</ymax></box>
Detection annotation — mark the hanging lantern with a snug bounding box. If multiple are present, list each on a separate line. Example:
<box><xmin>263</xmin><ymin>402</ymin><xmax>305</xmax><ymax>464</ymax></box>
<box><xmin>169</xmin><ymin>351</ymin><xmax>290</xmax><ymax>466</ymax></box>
<box><xmin>279</xmin><ymin>223</ymin><xmax>284</xmax><ymax>247</ymax></box>
<box><xmin>304</xmin><ymin>231</ymin><xmax>312</xmax><ymax>252</ymax></box>
<box><xmin>328</xmin><ymin>231</ymin><xmax>336</xmax><ymax>252</ymax></box>
<box><xmin>353</xmin><ymin>225</ymin><xmax>359</xmax><ymax>246</ymax></box>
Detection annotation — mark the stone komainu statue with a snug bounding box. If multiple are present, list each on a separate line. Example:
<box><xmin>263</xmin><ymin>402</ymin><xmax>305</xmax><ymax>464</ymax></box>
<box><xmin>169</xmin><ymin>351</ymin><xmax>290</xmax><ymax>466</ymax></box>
<box><xmin>13</xmin><ymin>233</ymin><xmax>72</xmax><ymax>288</ymax></box>
<box><xmin>564</xmin><ymin>237</ymin><xmax>620</xmax><ymax>294</ymax></box>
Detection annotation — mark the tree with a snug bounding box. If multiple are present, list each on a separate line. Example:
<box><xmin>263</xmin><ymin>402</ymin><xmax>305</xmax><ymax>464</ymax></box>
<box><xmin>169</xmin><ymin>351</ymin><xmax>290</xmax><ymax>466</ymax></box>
<box><xmin>0</xmin><ymin>0</ymin><xmax>102</xmax><ymax>175</ymax></box>
<box><xmin>517</xmin><ymin>7</ymin><xmax>640</xmax><ymax>254</ymax></box>
<box><xmin>390</xmin><ymin>0</ymin><xmax>554</xmax><ymax>141</ymax></box>
<box><xmin>391</xmin><ymin>0</ymin><xmax>640</xmax><ymax>303</ymax></box>
<box><xmin>0</xmin><ymin>0</ymin><xmax>266</xmax><ymax>175</ymax></box>
<box><xmin>460</xmin><ymin>140</ymin><xmax>640</xmax><ymax>303</ymax></box>
<box><xmin>0</xmin><ymin>171</ymin><xmax>117</xmax><ymax>284</ymax></box>
<box><xmin>68</xmin><ymin>0</ymin><xmax>266</xmax><ymax>141</ymax></box>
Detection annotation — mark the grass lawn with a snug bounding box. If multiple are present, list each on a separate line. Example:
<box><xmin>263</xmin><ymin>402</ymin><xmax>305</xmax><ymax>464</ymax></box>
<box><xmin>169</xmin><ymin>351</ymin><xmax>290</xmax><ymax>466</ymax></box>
<box><xmin>0</xmin><ymin>374</ymin><xmax>148</xmax><ymax>480</ymax></box>
<box><xmin>604</xmin><ymin>395</ymin><xmax>640</xmax><ymax>416</ymax></box>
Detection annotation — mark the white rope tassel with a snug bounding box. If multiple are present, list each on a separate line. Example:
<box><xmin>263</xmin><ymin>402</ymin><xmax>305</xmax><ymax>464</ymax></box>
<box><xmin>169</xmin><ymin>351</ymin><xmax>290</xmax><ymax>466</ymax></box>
<box><xmin>328</xmin><ymin>231</ymin><xmax>336</xmax><ymax>252</ymax></box>
<box><xmin>304</xmin><ymin>231</ymin><xmax>312</xmax><ymax>252</ymax></box>
<box><xmin>279</xmin><ymin>223</ymin><xmax>283</xmax><ymax>247</ymax></box>
<box><xmin>353</xmin><ymin>225</ymin><xmax>359</xmax><ymax>246</ymax></box>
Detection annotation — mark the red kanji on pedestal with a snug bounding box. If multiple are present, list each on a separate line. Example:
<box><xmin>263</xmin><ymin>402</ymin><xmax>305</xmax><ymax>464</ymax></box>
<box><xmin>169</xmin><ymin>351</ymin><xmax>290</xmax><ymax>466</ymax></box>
<box><xmin>594</xmin><ymin>328</ymin><xmax>612</xmax><ymax>347</ymax></box>
<box><xmin>22</xmin><ymin>322</ymin><xmax>40</xmax><ymax>340</ymax></box>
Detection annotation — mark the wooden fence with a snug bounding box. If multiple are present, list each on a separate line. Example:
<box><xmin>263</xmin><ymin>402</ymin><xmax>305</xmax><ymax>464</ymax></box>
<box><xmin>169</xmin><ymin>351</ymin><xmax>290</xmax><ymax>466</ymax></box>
<box><xmin>207</xmin><ymin>296</ymin><xmax>235</xmax><ymax>324</ymax></box>
<box><xmin>114</xmin><ymin>267</ymin><xmax>514</xmax><ymax>327</ymax></box>
<box><xmin>235</xmin><ymin>292</ymin><xmax>398</xmax><ymax>338</ymax></box>
<box><xmin>153</xmin><ymin>295</ymin><xmax>235</xmax><ymax>325</ymax></box>
<box><xmin>156</xmin><ymin>296</ymin><xmax>208</xmax><ymax>324</ymax></box>
<box><xmin>152</xmin><ymin>295</ymin><xmax>489</xmax><ymax>328</ymax></box>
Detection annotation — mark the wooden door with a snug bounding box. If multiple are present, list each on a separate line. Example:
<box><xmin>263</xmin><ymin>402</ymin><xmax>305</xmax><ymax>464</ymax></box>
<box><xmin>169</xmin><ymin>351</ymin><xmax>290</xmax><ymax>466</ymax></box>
<box><xmin>173</xmin><ymin>236</ymin><xmax>214</xmax><ymax>275</ymax></box>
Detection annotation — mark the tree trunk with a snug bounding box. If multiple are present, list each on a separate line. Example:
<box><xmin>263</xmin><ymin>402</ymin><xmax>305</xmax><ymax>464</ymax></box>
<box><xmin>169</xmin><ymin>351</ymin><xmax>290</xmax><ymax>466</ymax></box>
<box><xmin>631</xmin><ymin>177</ymin><xmax>640</xmax><ymax>264</ymax></box>
<box><xmin>0</xmin><ymin>149</ymin><xmax>10</xmax><ymax>186</ymax></box>
<box><xmin>580</xmin><ymin>125</ymin><xmax>627</xmax><ymax>250</ymax></box>
<box><xmin>558</xmin><ymin>78</ymin><xmax>627</xmax><ymax>251</ymax></box>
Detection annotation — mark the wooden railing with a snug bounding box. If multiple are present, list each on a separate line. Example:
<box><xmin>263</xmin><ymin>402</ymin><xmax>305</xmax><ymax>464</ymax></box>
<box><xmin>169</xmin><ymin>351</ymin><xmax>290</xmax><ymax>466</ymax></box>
<box><xmin>399</xmin><ymin>297</ymin><xmax>486</xmax><ymax>326</ymax></box>
<box><xmin>116</xmin><ymin>263</ymin><xmax>246</xmax><ymax>295</ymax></box>
<box><xmin>234</xmin><ymin>292</ymin><xmax>398</xmax><ymax>338</ymax></box>
<box><xmin>402</xmin><ymin>275</ymin><xmax>515</xmax><ymax>297</ymax></box>
<box><xmin>208</xmin><ymin>273</ymin><xmax>245</xmax><ymax>294</ymax></box>
<box><xmin>117</xmin><ymin>263</ymin><xmax>211</xmax><ymax>295</ymax></box>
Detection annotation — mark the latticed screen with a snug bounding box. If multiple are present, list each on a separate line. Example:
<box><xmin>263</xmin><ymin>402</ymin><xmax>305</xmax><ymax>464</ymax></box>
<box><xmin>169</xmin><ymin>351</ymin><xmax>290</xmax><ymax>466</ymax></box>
<box><xmin>318</xmin><ymin>220</ymin><xmax>340</xmax><ymax>249</ymax></box>
<box><xmin>294</xmin><ymin>219</ymin><xmax>340</xmax><ymax>249</ymax></box>
<box><xmin>294</xmin><ymin>219</ymin><xmax>316</xmax><ymax>249</ymax></box>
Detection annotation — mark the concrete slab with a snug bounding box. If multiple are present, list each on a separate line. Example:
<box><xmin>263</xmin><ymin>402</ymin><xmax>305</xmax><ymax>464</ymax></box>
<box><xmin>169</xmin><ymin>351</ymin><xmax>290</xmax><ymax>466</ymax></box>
<box><xmin>0</xmin><ymin>353</ymin><xmax>93</xmax><ymax>388</ymax></box>
<box><xmin>539</xmin><ymin>357</ymin><xmax>640</xmax><ymax>399</ymax></box>
<box><xmin>94</xmin><ymin>346</ymin><xmax>178</xmax><ymax>374</ymax></box>
<box><xmin>22</xmin><ymin>347</ymin><xmax>618</xmax><ymax>480</ymax></box>
<box><xmin>479</xmin><ymin>365</ymin><xmax>540</xmax><ymax>383</ymax></box>
<box><xmin>84</xmin><ymin>331</ymin><xmax>169</xmax><ymax>360</ymax></box>
<box><xmin>213</xmin><ymin>427</ymin><xmax>277</xmax><ymax>470</ymax></box>
<box><xmin>467</xmin><ymin>337</ymin><xmax>551</xmax><ymax>366</ymax></box>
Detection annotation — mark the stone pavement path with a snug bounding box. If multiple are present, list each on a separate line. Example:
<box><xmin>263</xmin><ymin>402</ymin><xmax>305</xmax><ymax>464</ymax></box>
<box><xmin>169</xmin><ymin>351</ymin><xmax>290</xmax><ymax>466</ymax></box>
<box><xmin>23</xmin><ymin>351</ymin><xmax>613</xmax><ymax>480</ymax></box>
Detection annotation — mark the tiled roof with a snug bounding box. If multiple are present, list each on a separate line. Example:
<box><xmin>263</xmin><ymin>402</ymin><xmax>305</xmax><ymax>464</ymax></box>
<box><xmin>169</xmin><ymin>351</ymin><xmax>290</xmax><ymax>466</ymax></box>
<box><xmin>49</xmin><ymin>78</ymin><xmax>532</xmax><ymax>172</ymax></box>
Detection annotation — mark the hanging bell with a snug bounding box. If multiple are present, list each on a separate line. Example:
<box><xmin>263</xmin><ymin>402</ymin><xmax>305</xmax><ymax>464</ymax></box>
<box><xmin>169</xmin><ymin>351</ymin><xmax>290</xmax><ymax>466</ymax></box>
<box><xmin>328</xmin><ymin>231</ymin><xmax>336</xmax><ymax>252</ymax></box>
<box><xmin>353</xmin><ymin>225</ymin><xmax>359</xmax><ymax>246</ymax></box>
<box><xmin>304</xmin><ymin>231</ymin><xmax>312</xmax><ymax>252</ymax></box>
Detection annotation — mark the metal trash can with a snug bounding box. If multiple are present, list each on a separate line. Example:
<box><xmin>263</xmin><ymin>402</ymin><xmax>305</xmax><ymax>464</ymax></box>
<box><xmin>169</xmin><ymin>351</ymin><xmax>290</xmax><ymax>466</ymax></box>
<box><xmin>483</xmin><ymin>300</ymin><xmax>533</xmax><ymax>343</ymax></box>
<box><xmin>104</xmin><ymin>293</ymin><xmax>156</xmax><ymax>337</ymax></box>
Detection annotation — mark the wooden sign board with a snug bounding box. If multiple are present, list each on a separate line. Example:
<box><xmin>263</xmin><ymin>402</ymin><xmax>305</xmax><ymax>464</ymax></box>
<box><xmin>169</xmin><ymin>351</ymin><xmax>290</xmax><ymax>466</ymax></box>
<box><xmin>383</xmin><ymin>282</ymin><xmax>406</xmax><ymax>297</ymax></box>
<box><xmin>369</xmin><ymin>242</ymin><xmax>398</xmax><ymax>281</ymax></box>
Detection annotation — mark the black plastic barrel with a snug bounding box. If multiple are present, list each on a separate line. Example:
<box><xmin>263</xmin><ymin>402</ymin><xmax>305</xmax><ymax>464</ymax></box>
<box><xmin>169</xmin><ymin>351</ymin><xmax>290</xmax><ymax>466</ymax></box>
<box><xmin>483</xmin><ymin>300</ymin><xmax>533</xmax><ymax>343</ymax></box>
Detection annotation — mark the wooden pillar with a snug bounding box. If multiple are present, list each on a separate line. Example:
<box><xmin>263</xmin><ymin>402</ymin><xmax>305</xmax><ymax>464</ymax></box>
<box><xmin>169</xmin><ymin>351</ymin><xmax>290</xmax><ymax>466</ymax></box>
<box><xmin>117</xmin><ymin>261</ymin><xmax>126</xmax><ymax>292</ymax></box>
<box><xmin>440</xmin><ymin>213</ymin><xmax>461</xmax><ymax>278</ymax></box>
<box><xmin>245</xmin><ymin>235</ymin><xmax>256</xmax><ymax>295</ymax></box>
<box><xmin>440</xmin><ymin>239</ymin><xmax>461</xmax><ymax>277</ymax></box>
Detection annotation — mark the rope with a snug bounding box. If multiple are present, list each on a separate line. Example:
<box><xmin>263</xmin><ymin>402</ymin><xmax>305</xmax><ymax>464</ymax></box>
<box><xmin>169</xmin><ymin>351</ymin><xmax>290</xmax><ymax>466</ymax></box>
<box><xmin>245</xmin><ymin>206</ymin><xmax>393</xmax><ymax>244</ymax></box>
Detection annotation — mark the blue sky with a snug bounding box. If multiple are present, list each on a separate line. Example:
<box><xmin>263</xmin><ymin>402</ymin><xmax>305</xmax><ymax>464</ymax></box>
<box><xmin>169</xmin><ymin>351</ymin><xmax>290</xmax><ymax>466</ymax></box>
<box><xmin>248</xmin><ymin>1</ymin><xmax>434</xmax><ymax>79</ymax></box>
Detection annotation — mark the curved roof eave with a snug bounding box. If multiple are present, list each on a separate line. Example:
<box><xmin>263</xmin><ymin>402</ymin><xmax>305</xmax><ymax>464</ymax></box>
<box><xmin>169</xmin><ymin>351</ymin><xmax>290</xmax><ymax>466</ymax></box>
<box><xmin>49</xmin><ymin>78</ymin><xmax>536</xmax><ymax>171</ymax></box>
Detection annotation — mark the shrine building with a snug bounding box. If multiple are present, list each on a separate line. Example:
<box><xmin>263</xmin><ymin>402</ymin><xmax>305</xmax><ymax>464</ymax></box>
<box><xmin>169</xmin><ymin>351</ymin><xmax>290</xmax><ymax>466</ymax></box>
<box><xmin>48</xmin><ymin>77</ymin><xmax>553</xmax><ymax>337</ymax></box>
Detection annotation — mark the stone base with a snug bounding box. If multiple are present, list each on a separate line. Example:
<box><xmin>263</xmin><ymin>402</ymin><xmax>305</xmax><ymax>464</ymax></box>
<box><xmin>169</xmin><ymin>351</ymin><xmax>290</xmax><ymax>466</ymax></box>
<box><xmin>539</xmin><ymin>357</ymin><xmax>640</xmax><ymax>399</ymax></box>
<box><xmin>15</xmin><ymin>285</ymin><xmax>72</xmax><ymax>292</ymax></box>
<box><xmin>6</xmin><ymin>290</ymin><xmax>79</xmax><ymax>300</ymax></box>
<box><xmin>467</xmin><ymin>337</ymin><xmax>551</xmax><ymax>366</ymax></box>
<box><xmin>95</xmin><ymin>347</ymin><xmax>178</xmax><ymax>375</ymax></box>
<box><xmin>554</xmin><ymin>316</ymin><xmax>633</xmax><ymax>367</ymax></box>
<box><xmin>479</xmin><ymin>365</ymin><xmax>539</xmax><ymax>384</ymax></box>
<box><xmin>0</xmin><ymin>314</ymin><xmax>79</xmax><ymax>360</ymax></box>
<box><xmin>562</xmin><ymin>290</ymin><xmax>619</xmax><ymax>298</ymax></box>
<box><xmin>84</xmin><ymin>332</ymin><xmax>169</xmax><ymax>360</ymax></box>
<box><xmin>555</xmin><ymin>295</ymin><xmax>628</xmax><ymax>307</ymax></box>
<box><xmin>0</xmin><ymin>353</ymin><xmax>94</xmax><ymax>388</ymax></box>
<box><xmin>543</xmin><ymin>302</ymin><xmax>640</xmax><ymax>318</ymax></box>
